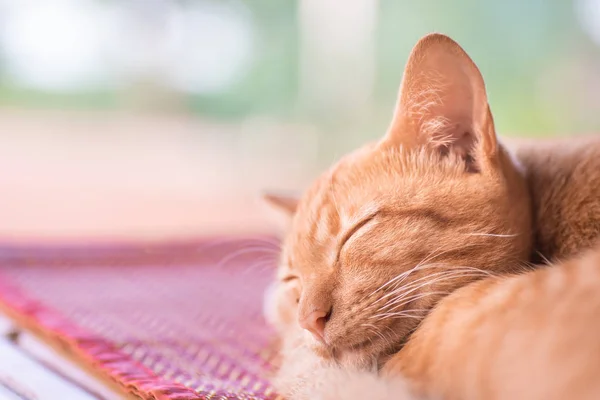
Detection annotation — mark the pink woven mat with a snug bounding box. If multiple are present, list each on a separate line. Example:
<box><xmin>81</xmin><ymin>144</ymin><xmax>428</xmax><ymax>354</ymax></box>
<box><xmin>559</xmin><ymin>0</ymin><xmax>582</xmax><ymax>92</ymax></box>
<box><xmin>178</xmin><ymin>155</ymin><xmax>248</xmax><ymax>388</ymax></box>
<box><xmin>0</xmin><ymin>237</ymin><xmax>282</xmax><ymax>400</ymax></box>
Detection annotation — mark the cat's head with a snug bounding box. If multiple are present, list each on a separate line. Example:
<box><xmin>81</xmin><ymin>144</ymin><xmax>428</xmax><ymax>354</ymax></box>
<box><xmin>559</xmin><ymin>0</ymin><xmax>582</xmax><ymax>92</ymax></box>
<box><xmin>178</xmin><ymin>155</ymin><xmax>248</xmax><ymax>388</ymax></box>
<box><xmin>264</xmin><ymin>34</ymin><xmax>532</xmax><ymax>365</ymax></box>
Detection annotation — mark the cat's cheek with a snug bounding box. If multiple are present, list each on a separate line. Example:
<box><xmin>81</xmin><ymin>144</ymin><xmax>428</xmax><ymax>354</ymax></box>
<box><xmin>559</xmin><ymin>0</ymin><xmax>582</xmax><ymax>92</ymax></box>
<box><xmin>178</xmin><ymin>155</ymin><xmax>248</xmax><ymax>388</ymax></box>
<box><xmin>263</xmin><ymin>281</ymin><xmax>297</xmax><ymax>333</ymax></box>
<box><xmin>263</xmin><ymin>281</ymin><xmax>280</xmax><ymax>326</ymax></box>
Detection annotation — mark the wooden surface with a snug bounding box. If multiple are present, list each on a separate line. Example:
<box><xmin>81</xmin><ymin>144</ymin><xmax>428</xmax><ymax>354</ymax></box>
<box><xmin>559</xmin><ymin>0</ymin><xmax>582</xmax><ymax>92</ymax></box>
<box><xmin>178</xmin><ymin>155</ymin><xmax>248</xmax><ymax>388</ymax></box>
<box><xmin>0</xmin><ymin>316</ymin><xmax>124</xmax><ymax>400</ymax></box>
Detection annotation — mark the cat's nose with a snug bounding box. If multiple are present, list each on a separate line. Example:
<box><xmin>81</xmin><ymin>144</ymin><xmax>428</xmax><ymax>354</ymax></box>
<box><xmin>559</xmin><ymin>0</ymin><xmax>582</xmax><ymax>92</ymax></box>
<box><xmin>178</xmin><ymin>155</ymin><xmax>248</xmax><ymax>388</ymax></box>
<box><xmin>299</xmin><ymin>309</ymin><xmax>329</xmax><ymax>343</ymax></box>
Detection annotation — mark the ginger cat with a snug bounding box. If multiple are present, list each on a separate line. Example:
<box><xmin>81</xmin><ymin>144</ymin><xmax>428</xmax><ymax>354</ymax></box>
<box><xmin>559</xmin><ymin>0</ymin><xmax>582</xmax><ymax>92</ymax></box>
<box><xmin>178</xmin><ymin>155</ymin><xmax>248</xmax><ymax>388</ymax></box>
<box><xmin>263</xmin><ymin>33</ymin><xmax>600</xmax><ymax>399</ymax></box>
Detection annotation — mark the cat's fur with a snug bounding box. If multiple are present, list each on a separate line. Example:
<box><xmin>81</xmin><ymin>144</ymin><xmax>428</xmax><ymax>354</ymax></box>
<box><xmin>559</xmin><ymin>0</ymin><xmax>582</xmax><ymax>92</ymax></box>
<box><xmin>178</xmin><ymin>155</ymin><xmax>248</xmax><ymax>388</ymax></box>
<box><xmin>514</xmin><ymin>137</ymin><xmax>600</xmax><ymax>261</ymax></box>
<box><xmin>272</xmin><ymin>326</ymin><xmax>413</xmax><ymax>400</ymax></box>
<box><xmin>383</xmin><ymin>243</ymin><xmax>600</xmax><ymax>400</ymax></box>
<box><xmin>263</xmin><ymin>33</ymin><xmax>600</xmax><ymax>399</ymax></box>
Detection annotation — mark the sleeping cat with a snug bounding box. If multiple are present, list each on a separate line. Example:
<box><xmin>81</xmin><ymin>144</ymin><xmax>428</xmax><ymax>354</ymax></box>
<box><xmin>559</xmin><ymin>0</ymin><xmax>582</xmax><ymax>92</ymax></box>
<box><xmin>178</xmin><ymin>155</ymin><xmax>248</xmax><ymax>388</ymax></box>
<box><xmin>263</xmin><ymin>33</ymin><xmax>600</xmax><ymax>399</ymax></box>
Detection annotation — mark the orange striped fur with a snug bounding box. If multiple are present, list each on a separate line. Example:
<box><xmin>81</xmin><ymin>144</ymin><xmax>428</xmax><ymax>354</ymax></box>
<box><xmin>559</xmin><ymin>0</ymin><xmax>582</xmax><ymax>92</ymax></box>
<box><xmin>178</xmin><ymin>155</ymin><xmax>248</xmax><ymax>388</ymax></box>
<box><xmin>263</xmin><ymin>33</ymin><xmax>600</xmax><ymax>399</ymax></box>
<box><xmin>383</xmin><ymin>244</ymin><xmax>600</xmax><ymax>400</ymax></box>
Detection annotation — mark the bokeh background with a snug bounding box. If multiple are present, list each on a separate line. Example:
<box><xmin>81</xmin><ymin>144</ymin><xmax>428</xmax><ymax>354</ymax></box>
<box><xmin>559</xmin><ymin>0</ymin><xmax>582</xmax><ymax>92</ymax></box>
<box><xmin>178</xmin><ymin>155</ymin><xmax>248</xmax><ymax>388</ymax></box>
<box><xmin>1</xmin><ymin>0</ymin><xmax>599</xmax><ymax>241</ymax></box>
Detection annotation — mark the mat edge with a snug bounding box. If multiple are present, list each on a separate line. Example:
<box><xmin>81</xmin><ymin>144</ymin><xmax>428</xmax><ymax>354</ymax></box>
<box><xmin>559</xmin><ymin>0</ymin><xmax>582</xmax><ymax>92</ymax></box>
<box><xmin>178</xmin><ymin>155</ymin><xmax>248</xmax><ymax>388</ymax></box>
<box><xmin>0</xmin><ymin>274</ymin><xmax>203</xmax><ymax>400</ymax></box>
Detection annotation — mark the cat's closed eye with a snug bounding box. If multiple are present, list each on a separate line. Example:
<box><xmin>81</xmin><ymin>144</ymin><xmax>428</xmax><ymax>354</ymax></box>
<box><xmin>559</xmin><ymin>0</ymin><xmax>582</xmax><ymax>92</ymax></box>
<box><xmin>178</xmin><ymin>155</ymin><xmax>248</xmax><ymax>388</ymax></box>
<box><xmin>281</xmin><ymin>275</ymin><xmax>298</xmax><ymax>283</ymax></box>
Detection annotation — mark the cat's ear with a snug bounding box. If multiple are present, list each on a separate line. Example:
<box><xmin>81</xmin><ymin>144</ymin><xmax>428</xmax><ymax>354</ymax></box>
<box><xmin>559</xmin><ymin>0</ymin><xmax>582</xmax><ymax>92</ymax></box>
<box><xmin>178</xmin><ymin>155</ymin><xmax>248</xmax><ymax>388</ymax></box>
<box><xmin>261</xmin><ymin>191</ymin><xmax>298</xmax><ymax>232</ymax></box>
<box><xmin>262</xmin><ymin>191</ymin><xmax>299</xmax><ymax>215</ymax></box>
<box><xmin>384</xmin><ymin>33</ymin><xmax>497</xmax><ymax>171</ymax></box>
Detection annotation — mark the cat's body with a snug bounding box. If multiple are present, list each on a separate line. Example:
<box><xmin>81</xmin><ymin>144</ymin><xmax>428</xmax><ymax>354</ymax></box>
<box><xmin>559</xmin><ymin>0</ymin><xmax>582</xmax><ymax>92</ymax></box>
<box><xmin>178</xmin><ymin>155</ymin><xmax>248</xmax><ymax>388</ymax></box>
<box><xmin>263</xmin><ymin>33</ymin><xmax>600</xmax><ymax>399</ymax></box>
<box><xmin>384</xmin><ymin>243</ymin><xmax>600</xmax><ymax>400</ymax></box>
<box><xmin>514</xmin><ymin>137</ymin><xmax>600</xmax><ymax>261</ymax></box>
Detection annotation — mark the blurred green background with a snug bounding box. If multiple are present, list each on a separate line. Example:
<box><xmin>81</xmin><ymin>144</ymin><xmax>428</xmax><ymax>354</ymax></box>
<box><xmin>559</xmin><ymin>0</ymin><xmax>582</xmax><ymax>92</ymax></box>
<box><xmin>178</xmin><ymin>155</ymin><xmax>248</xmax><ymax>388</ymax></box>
<box><xmin>2</xmin><ymin>1</ymin><xmax>599</xmax><ymax>135</ymax></box>
<box><xmin>0</xmin><ymin>0</ymin><xmax>599</xmax><ymax>239</ymax></box>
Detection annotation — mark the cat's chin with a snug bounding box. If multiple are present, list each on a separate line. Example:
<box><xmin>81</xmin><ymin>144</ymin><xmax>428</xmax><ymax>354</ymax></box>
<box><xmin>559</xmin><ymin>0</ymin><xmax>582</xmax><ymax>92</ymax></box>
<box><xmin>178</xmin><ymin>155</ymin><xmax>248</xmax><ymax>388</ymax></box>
<box><xmin>295</xmin><ymin>321</ymin><xmax>407</xmax><ymax>371</ymax></box>
<box><xmin>306</xmin><ymin>334</ymin><xmax>387</xmax><ymax>372</ymax></box>
<box><xmin>309</xmin><ymin>343</ymin><xmax>376</xmax><ymax>372</ymax></box>
<box><xmin>336</xmin><ymin>350</ymin><xmax>379</xmax><ymax>372</ymax></box>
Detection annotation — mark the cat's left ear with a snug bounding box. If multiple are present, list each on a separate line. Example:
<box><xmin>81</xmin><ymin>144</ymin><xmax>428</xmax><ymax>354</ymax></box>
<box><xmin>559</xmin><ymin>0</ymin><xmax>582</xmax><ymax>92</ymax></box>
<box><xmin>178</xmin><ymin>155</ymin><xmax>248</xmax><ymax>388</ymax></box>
<box><xmin>384</xmin><ymin>33</ymin><xmax>497</xmax><ymax>171</ymax></box>
<box><xmin>262</xmin><ymin>191</ymin><xmax>299</xmax><ymax>215</ymax></box>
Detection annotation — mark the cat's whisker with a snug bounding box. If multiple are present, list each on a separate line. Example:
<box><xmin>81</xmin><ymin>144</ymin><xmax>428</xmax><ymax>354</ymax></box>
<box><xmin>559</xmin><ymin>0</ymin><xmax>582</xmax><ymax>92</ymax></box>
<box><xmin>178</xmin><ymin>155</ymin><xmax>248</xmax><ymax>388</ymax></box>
<box><xmin>369</xmin><ymin>244</ymin><xmax>487</xmax><ymax>298</ymax></box>
<box><xmin>373</xmin><ymin>269</ymin><xmax>494</xmax><ymax>314</ymax></box>
<box><xmin>253</xmin><ymin>253</ymin><xmax>280</xmax><ymax>263</ymax></box>
<box><xmin>191</xmin><ymin>237</ymin><xmax>250</xmax><ymax>254</ymax></box>
<box><xmin>536</xmin><ymin>250</ymin><xmax>554</xmax><ymax>266</ymax></box>
<box><xmin>371</xmin><ymin>268</ymin><xmax>421</xmax><ymax>296</ymax></box>
<box><xmin>375</xmin><ymin>291</ymin><xmax>451</xmax><ymax>316</ymax></box>
<box><xmin>362</xmin><ymin>323</ymin><xmax>397</xmax><ymax>348</ymax></box>
<box><xmin>197</xmin><ymin>236</ymin><xmax>281</xmax><ymax>254</ymax></box>
<box><xmin>513</xmin><ymin>259</ymin><xmax>536</xmax><ymax>274</ymax></box>
<box><xmin>240</xmin><ymin>254</ymin><xmax>277</xmax><ymax>266</ymax></box>
<box><xmin>361</xmin><ymin>323</ymin><xmax>388</xmax><ymax>344</ymax></box>
<box><xmin>243</xmin><ymin>242</ymin><xmax>282</xmax><ymax>253</ymax></box>
<box><xmin>413</xmin><ymin>243</ymin><xmax>489</xmax><ymax>270</ymax></box>
<box><xmin>370</xmin><ymin>311</ymin><xmax>427</xmax><ymax>321</ymax></box>
<box><xmin>238</xmin><ymin>236</ymin><xmax>282</xmax><ymax>247</ymax></box>
<box><xmin>239</xmin><ymin>259</ymin><xmax>279</xmax><ymax>276</ymax></box>
<box><xmin>237</xmin><ymin>245</ymin><xmax>281</xmax><ymax>255</ymax></box>
<box><xmin>216</xmin><ymin>247</ymin><xmax>280</xmax><ymax>269</ymax></box>
<box><xmin>369</xmin><ymin>267</ymin><xmax>448</xmax><ymax>308</ymax></box>
<box><xmin>377</xmin><ymin>324</ymin><xmax>399</xmax><ymax>347</ymax></box>
<box><xmin>374</xmin><ymin>308</ymin><xmax>431</xmax><ymax>318</ymax></box>
<box><xmin>373</xmin><ymin>292</ymin><xmax>448</xmax><ymax>320</ymax></box>
<box><xmin>244</xmin><ymin>246</ymin><xmax>281</xmax><ymax>255</ymax></box>
<box><xmin>371</xmin><ymin>307</ymin><xmax>430</xmax><ymax>319</ymax></box>
<box><xmin>254</xmin><ymin>236</ymin><xmax>283</xmax><ymax>245</ymax></box>
<box><xmin>386</xmin><ymin>247</ymin><xmax>451</xmax><ymax>287</ymax></box>
<box><xmin>390</xmin><ymin>269</ymin><xmax>493</xmax><ymax>300</ymax></box>
<box><xmin>370</xmin><ymin>258</ymin><xmax>448</xmax><ymax>298</ymax></box>
<box><xmin>364</xmin><ymin>328</ymin><xmax>376</xmax><ymax>351</ymax></box>
<box><xmin>464</xmin><ymin>232</ymin><xmax>521</xmax><ymax>238</ymax></box>
<box><xmin>370</xmin><ymin>266</ymin><xmax>494</xmax><ymax>309</ymax></box>
<box><xmin>411</xmin><ymin>264</ymin><xmax>501</xmax><ymax>282</ymax></box>
<box><xmin>389</xmin><ymin>271</ymin><xmax>492</xmax><ymax>304</ymax></box>
<box><xmin>413</xmin><ymin>264</ymin><xmax>500</xmax><ymax>278</ymax></box>
<box><xmin>416</xmin><ymin>246</ymin><xmax>458</xmax><ymax>268</ymax></box>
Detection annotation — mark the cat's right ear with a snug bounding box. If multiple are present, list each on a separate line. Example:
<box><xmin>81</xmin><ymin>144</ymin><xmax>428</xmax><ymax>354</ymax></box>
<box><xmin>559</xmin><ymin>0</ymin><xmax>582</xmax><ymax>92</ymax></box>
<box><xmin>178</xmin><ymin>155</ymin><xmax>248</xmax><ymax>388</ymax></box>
<box><xmin>383</xmin><ymin>33</ymin><xmax>498</xmax><ymax>172</ymax></box>
<box><xmin>262</xmin><ymin>191</ymin><xmax>299</xmax><ymax>216</ymax></box>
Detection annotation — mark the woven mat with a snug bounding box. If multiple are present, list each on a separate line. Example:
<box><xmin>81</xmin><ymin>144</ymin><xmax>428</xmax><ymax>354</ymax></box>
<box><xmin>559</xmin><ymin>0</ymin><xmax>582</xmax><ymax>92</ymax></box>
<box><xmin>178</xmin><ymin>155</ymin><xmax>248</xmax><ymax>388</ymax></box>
<box><xmin>0</xmin><ymin>237</ymin><xmax>282</xmax><ymax>400</ymax></box>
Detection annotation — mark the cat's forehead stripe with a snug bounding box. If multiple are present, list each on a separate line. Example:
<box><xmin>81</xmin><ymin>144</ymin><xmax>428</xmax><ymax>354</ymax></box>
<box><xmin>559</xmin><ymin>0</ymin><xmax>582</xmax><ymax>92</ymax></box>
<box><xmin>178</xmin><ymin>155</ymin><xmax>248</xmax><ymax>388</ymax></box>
<box><xmin>306</xmin><ymin>182</ymin><xmax>342</xmax><ymax>238</ymax></box>
<box><xmin>314</xmin><ymin>210</ymin><xmax>332</xmax><ymax>242</ymax></box>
